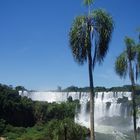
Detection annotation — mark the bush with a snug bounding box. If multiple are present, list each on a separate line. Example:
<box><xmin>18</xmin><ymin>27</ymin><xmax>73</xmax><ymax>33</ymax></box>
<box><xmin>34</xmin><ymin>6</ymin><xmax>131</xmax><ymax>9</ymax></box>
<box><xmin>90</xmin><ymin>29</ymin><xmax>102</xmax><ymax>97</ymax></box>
<box><xmin>44</xmin><ymin>118</ymin><xmax>88</xmax><ymax>140</ymax></box>
<box><xmin>0</xmin><ymin>119</ymin><xmax>6</xmax><ymax>134</ymax></box>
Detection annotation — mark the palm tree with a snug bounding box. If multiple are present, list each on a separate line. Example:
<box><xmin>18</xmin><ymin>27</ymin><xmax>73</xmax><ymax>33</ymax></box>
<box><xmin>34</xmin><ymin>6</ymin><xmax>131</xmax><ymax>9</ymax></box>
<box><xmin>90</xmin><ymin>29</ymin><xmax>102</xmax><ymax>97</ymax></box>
<box><xmin>115</xmin><ymin>37</ymin><xmax>140</xmax><ymax>140</ymax></box>
<box><xmin>69</xmin><ymin>0</ymin><xmax>114</xmax><ymax>139</ymax></box>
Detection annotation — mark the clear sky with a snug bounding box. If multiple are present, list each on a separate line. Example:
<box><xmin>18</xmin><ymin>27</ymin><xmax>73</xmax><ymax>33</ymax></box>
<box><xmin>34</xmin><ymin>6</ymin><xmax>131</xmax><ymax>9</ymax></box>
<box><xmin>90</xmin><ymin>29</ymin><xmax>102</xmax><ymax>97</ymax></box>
<box><xmin>0</xmin><ymin>0</ymin><xmax>140</xmax><ymax>90</ymax></box>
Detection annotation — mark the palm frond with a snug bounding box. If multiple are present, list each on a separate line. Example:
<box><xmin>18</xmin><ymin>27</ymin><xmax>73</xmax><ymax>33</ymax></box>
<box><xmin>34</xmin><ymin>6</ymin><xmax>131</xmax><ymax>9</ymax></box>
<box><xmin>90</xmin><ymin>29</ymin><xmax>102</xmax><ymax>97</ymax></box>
<box><xmin>125</xmin><ymin>37</ymin><xmax>136</xmax><ymax>61</ymax></box>
<box><xmin>136</xmin><ymin>44</ymin><xmax>140</xmax><ymax>80</ymax></box>
<box><xmin>136</xmin><ymin>28</ymin><xmax>140</xmax><ymax>42</ymax></box>
<box><xmin>92</xmin><ymin>9</ymin><xmax>114</xmax><ymax>64</ymax></box>
<box><xmin>115</xmin><ymin>53</ymin><xmax>128</xmax><ymax>78</ymax></box>
<box><xmin>84</xmin><ymin>0</ymin><xmax>94</xmax><ymax>6</ymax></box>
<box><xmin>69</xmin><ymin>16</ymin><xmax>88</xmax><ymax>64</ymax></box>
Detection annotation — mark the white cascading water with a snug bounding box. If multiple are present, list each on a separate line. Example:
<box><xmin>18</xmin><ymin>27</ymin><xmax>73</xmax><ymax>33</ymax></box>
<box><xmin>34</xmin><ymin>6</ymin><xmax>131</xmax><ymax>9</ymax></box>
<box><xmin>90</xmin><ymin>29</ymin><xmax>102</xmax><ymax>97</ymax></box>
<box><xmin>19</xmin><ymin>91</ymin><xmax>140</xmax><ymax>137</ymax></box>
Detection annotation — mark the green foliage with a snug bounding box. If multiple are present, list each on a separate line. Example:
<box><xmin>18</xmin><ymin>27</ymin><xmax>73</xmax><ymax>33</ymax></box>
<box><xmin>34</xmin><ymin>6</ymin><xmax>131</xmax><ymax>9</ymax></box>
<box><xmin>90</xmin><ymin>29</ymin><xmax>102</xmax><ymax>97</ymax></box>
<box><xmin>63</xmin><ymin>85</ymin><xmax>140</xmax><ymax>92</ymax></box>
<box><xmin>69</xmin><ymin>9</ymin><xmax>114</xmax><ymax>68</ymax></box>
<box><xmin>125</xmin><ymin>37</ymin><xmax>136</xmax><ymax>61</ymax></box>
<box><xmin>94</xmin><ymin>86</ymin><xmax>107</xmax><ymax>92</ymax></box>
<box><xmin>115</xmin><ymin>53</ymin><xmax>128</xmax><ymax>78</ymax></box>
<box><xmin>3</xmin><ymin>125</ymin><xmax>26</xmax><ymax>140</ymax></box>
<box><xmin>136</xmin><ymin>95</ymin><xmax>140</xmax><ymax>107</ymax></box>
<box><xmin>33</xmin><ymin>102</ymin><xmax>48</xmax><ymax>124</ymax></box>
<box><xmin>0</xmin><ymin>84</ymin><xmax>78</xmax><ymax>128</ymax></box>
<box><xmin>15</xmin><ymin>86</ymin><xmax>26</xmax><ymax>91</ymax></box>
<box><xmin>136</xmin><ymin>43</ymin><xmax>140</xmax><ymax>80</ymax></box>
<box><xmin>84</xmin><ymin>0</ymin><xmax>94</xmax><ymax>6</ymax></box>
<box><xmin>0</xmin><ymin>83</ymin><xmax>86</xmax><ymax>139</ymax></box>
<box><xmin>63</xmin><ymin>86</ymin><xmax>106</xmax><ymax>92</ymax></box>
<box><xmin>0</xmin><ymin>119</ymin><xmax>6</xmax><ymax>134</ymax></box>
<box><xmin>115</xmin><ymin>36</ymin><xmax>140</xmax><ymax>81</ymax></box>
<box><xmin>109</xmin><ymin>85</ymin><xmax>131</xmax><ymax>92</ymax></box>
<box><xmin>63</xmin><ymin>86</ymin><xmax>80</xmax><ymax>92</ymax></box>
<box><xmin>0</xmin><ymin>84</ymin><xmax>35</xmax><ymax>127</ymax></box>
<box><xmin>91</xmin><ymin>9</ymin><xmax>114</xmax><ymax>65</ymax></box>
<box><xmin>38</xmin><ymin>119</ymin><xmax>87</xmax><ymax>140</ymax></box>
<box><xmin>69</xmin><ymin>16</ymin><xmax>88</xmax><ymax>65</ymax></box>
<box><xmin>44</xmin><ymin>102</ymin><xmax>76</xmax><ymax>122</ymax></box>
<box><xmin>2</xmin><ymin>119</ymin><xmax>88</xmax><ymax>140</ymax></box>
<box><xmin>115</xmin><ymin>35</ymin><xmax>140</xmax><ymax>140</ymax></box>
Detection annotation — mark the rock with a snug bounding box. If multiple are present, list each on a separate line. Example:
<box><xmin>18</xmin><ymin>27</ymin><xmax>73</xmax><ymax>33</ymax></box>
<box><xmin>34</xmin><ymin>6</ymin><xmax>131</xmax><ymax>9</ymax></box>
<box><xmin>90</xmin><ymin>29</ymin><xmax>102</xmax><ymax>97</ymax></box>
<box><xmin>106</xmin><ymin>102</ymin><xmax>111</xmax><ymax>110</ymax></box>
<box><xmin>137</xmin><ymin>127</ymin><xmax>140</xmax><ymax>133</ymax></box>
<box><xmin>117</xmin><ymin>96</ymin><xmax>128</xmax><ymax>104</ymax></box>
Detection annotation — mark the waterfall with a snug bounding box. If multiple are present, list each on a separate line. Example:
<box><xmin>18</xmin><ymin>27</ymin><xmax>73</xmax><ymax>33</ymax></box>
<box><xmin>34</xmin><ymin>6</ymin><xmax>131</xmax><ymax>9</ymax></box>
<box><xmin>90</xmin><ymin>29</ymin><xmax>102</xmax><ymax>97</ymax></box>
<box><xmin>19</xmin><ymin>91</ymin><xmax>140</xmax><ymax>132</ymax></box>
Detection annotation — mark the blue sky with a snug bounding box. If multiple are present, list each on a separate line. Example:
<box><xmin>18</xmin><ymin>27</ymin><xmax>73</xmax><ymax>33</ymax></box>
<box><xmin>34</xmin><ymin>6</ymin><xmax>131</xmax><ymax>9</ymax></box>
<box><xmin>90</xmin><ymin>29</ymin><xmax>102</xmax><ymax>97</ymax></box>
<box><xmin>0</xmin><ymin>0</ymin><xmax>140</xmax><ymax>90</ymax></box>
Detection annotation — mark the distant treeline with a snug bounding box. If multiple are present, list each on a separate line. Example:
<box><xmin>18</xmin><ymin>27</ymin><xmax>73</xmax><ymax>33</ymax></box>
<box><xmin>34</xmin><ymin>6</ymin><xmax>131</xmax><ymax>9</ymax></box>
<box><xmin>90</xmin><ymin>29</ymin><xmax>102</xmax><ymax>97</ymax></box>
<box><xmin>12</xmin><ymin>84</ymin><xmax>140</xmax><ymax>93</ymax></box>
<box><xmin>62</xmin><ymin>85</ymin><xmax>140</xmax><ymax>93</ymax></box>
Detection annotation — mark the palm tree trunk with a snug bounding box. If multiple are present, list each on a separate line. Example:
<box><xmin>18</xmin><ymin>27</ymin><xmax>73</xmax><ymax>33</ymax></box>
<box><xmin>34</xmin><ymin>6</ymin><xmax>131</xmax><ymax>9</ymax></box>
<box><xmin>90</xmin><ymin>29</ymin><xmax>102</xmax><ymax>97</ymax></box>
<box><xmin>88</xmin><ymin>50</ymin><xmax>95</xmax><ymax>140</ymax></box>
<box><xmin>129</xmin><ymin>61</ymin><xmax>137</xmax><ymax>140</ymax></box>
<box><xmin>132</xmin><ymin>85</ymin><xmax>137</xmax><ymax>140</ymax></box>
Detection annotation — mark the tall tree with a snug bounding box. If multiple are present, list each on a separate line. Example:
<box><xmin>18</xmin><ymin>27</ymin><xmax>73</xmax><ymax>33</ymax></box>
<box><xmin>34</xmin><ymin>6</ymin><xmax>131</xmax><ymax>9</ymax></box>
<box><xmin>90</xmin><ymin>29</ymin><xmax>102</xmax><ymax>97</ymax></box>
<box><xmin>69</xmin><ymin>0</ymin><xmax>114</xmax><ymax>139</ymax></box>
<box><xmin>115</xmin><ymin>36</ymin><xmax>140</xmax><ymax>140</ymax></box>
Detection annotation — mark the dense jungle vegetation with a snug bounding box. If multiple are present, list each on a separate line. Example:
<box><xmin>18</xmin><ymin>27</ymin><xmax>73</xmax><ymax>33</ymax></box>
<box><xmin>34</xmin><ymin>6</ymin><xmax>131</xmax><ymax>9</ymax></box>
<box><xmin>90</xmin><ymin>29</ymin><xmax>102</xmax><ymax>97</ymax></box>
<box><xmin>0</xmin><ymin>84</ymin><xmax>88</xmax><ymax>140</ymax></box>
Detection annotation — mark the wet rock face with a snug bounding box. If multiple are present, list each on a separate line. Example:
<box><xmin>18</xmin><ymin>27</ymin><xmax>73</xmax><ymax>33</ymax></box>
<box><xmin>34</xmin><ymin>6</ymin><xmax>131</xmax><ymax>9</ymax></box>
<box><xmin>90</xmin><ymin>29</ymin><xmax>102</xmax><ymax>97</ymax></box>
<box><xmin>67</xmin><ymin>96</ymin><xmax>73</xmax><ymax>102</ymax></box>
<box><xmin>117</xmin><ymin>96</ymin><xmax>129</xmax><ymax>104</ymax></box>
<box><xmin>116</xmin><ymin>96</ymin><xmax>132</xmax><ymax>117</ymax></box>
<box><xmin>106</xmin><ymin>102</ymin><xmax>111</xmax><ymax>110</ymax></box>
<box><xmin>86</xmin><ymin>101</ymin><xmax>90</xmax><ymax>113</ymax></box>
<box><xmin>137</xmin><ymin>127</ymin><xmax>140</xmax><ymax>133</ymax></box>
